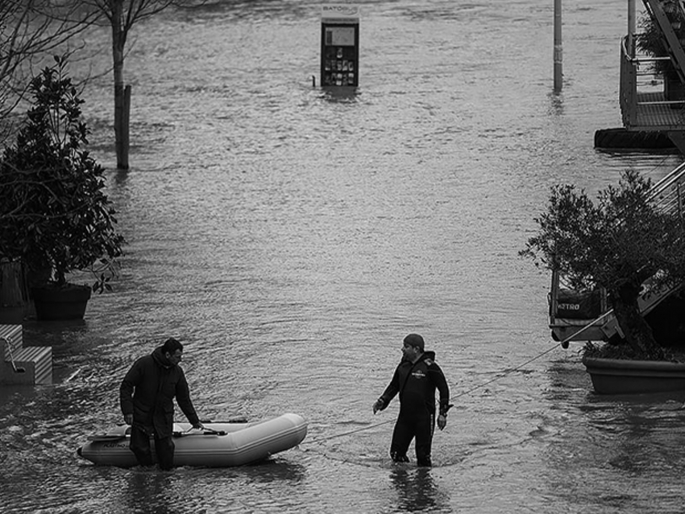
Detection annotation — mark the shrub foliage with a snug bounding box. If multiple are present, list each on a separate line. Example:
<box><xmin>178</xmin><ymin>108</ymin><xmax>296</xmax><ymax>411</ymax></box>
<box><xmin>0</xmin><ymin>56</ymin><xmax>124</xmax><ymax>291</ymax></box>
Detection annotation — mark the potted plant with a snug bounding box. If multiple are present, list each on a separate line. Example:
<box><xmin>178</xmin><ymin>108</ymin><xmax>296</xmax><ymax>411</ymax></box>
<box><xmin>636</xmin><ymin>1</ymin><xmax>685</xmax><ymax>106</ymax></box>
<box><xmin>521</xmin><ymin>170</ymin><xmax>685</xmax><ymax>393</ymax></box>
<box><xmin>0</xmin><ymin>56</ymin><xmax>124</xmax><ymax>320</ymax></box>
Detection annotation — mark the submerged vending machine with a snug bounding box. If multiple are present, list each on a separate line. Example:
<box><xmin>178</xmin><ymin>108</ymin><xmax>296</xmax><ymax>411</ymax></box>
<box><xmin>320</xmin><ymin>5</ymin><xmax>360</xmax><ymax>88</ymax></box>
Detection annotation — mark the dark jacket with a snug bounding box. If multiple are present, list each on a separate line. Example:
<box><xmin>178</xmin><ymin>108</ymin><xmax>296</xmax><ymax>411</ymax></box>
<box><xmin>120</xmin><ymin>347</ymin><xmax>200</xmax><ymax>438</ymax></box>
<box><xmin>377</xmin><ymin>351</ymin><xmax>450</xmax><ymax>417</ymax></box>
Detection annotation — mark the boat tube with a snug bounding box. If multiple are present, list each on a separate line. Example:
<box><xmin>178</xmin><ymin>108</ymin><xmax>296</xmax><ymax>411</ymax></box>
<box><xmin>78</xmin><ymin>412</ymin><xmax>307</xmax><ymax>467</ymax></box>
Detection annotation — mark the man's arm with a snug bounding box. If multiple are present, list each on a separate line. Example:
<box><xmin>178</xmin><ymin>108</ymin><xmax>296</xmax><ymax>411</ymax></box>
<box><xmin>120</xmin><ymin>362</ymin><xmax>141</xmax><ymax>424</ymax></box>
<box><xmin>175</xmin><ymin>371</ymin><xmax>202</xmax><ymax>428</ymax></box>
<box><xmin>373</xmin><ymin>367</ymin><xmax>400</xmax><ymax>413</ymax></box>
<box><xmin>429</xmin><ymin>363</ymin><xmax>452</xmax><ymax>430</ymax></box>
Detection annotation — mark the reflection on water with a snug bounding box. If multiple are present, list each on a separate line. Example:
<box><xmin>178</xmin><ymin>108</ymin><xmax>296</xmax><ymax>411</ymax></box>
<box><xmin>389</xmin><ymin>467</ymin><xmax>451</xmax><ymax>513</ymax></box>
<box><xmin>538</xmin><ymin>366</ymin><xmax>685</xmax><ymax>513</ymax></box>
<box><xmin>123</xmin><ymin>472</ymin><xmax>176</xmax><ymax>514</ymax></box>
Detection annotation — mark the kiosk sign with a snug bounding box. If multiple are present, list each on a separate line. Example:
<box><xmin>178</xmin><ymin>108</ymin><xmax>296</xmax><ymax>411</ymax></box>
<box><xmin>320</xmin><ymin>5</ymin><xmax>360</xmax><ymax>87</ymax></box>
<box><xmin>321</xmin><ymin>4</ymin><xmax>360</xmax><ymax>23</ymax></box>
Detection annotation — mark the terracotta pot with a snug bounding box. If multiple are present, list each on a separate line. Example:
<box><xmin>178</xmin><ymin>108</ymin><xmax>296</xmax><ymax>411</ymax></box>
<box><xmin>583</xmin><ymin>356</ymin><xmax>685</xmax><ymax>394</ymax></box>
<box><xmin>31</xmin><ymin>284</ymin><xmax>92</xmax><ymax>321</ymax></box>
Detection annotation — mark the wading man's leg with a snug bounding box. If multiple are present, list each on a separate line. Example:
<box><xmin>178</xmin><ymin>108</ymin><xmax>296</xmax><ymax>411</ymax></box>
<box><xmin>129</xmin><ymin>425</ymin><xmax>154</xmax><ymax>466</ymax></box>
<box><xmin>414</xmin><ymin>413</ymin><xmax>435</xmax><ymax>467</ymax></box>
<box><xmin>155</xmin><ymin>435</ymin><xmax>176</xmax><ymax>471</ymax></box>
<box><xmin>390</xmin><ymin>415</ymin><xmax>414</xmax><ymax>463</ymax></box>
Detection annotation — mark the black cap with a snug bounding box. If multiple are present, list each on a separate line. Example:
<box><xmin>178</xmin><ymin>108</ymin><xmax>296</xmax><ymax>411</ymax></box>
<box><xmin>403</xmin><ymin>333</ymin><xmax>424</xmax><ymax>351</ymax></box>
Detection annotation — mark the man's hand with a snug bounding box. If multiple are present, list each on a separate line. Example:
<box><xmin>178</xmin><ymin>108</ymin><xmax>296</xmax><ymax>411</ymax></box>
<box><xmin>192</xmin><ymin>422</ymin><xmax>205</xmax><ymax>430</ymax></box>
<box><xmin>372</xmin><ymin>399</ymin><xmax>384</xmax><ymax>414</ymax></box>
<box><xmin>437</xmin><ymin>414</ymin><xmax>447</xmax><ymax>430</ymax></box>
<box><xmin>124</xmin><ymin>414</ymin><xmax>133</xmax><ymax>425</ymax></box>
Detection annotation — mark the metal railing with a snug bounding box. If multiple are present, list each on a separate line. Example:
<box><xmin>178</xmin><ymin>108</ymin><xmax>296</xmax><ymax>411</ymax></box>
<box><xmin>649</xmin><ymin>159</ymin><xmax>685</xmax><ymax>216</ymax></box>
<box><xmin>620</xmin><ymin>35</ymin><xmax>685</xmax><ymax>126</ymax></box>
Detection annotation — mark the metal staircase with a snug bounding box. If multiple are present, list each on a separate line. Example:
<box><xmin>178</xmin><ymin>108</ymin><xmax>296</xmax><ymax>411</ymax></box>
<box><xmin>549</xmin><ymin>161</ymin><xmax>685</xmax><ymax>344</ymax></box>
<box><xmin>642</xmin><ymin>0</ymin><xmax>685</xmax><ymax>82</ymax></box>
<box><xmin>619</xmin><ymin>0</ymin><xmax>685</xmax><ymax>151</ymax></box>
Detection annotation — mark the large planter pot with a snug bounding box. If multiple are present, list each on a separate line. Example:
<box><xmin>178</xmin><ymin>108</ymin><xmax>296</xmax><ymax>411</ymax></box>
<box><xmin>583</xmin><ymin>356</ymin><xmax>685</xmax><ymax>394</ymax></box>
<box><xmin>31</xmin><ymin>284</ymin><xmax>92</xmax><ymax>321</ymax></box>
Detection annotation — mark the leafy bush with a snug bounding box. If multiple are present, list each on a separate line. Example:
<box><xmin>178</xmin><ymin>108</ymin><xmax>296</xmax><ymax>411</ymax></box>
<box><xmin>0</xmin><ymin>56</ymin><xmax>124</xmax><ymax>292</ymax></box>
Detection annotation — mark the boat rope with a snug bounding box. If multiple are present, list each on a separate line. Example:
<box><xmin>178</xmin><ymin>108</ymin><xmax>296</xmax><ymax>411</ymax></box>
<box><xmin>449</xmin><ymin>342</ymin><xmax>563</xmax><ymax>401</ymax></box>
<box><xmin>304</xmin><ymin>340</ymin><xmax>568</xmax><ymax>445</ymax></box>
<box><xmin>305</xmin><ymin>310</ymin><xmax>615</xmax><ymax>446</ymax></box>
<box><xmin>304</xmin><ymin>418</ymin><xmax>395</xmax><ymax>445</ymax></box>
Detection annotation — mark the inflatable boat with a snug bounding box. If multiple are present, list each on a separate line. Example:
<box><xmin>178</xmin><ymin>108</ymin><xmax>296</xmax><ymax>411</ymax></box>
<box><xmin>78</xmin><ymin>413</ymin><xmax>307</xmax><ymax>467</ymax></box>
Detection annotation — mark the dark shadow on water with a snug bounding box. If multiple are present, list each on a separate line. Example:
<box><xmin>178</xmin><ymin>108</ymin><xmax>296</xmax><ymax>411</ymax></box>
<box><xmin>389</xmin><ymin>466</ymin><xmax>450</xmax><ymax>512</ymax></box>
<box><xmin>114</xmin><ymin>166</ymin><xmax>130</xmax><ymax>186</ymax></box>
<box><xmin>123</xmin><ymin>470</ymin><xmax>177</xmax><ymax>514</ymax></box>
<box><xmin>547</xmin><ymin>90</ymin><xmax>564</xmax><ymax>116</ymax></box>
<box><xmin>320</xmin><ymin>86</ymin><xmax>360</xmax><ymax>103</ymax></box>
<box><xmin>584</xmin><ymin>389</ymin><xmax>685</xmax><ymax>406</ymax></box>
<box><xmin>23</xmin><ymin>318</ymin><xmax>88</xmax><ymax>348</ymax></box>
<box><xmin>119</xmin><ymin>458</ymin><xmax>308</xmax><ymax>512</ymax></box>
<box><xmin>542</xmin><ymin>356</ymin><xmax>685</xmax><ymax>510</ymax></box>
<box><xmin>237</xmin><ymin>457</ymin><xmax>308</xmax><ymax>483</ymax></box>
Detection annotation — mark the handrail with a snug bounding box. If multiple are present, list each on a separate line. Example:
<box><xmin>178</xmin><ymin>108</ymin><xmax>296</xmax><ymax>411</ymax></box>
<box><xmin>643</xmin><ymin>0</ymin><xmax>685</xmax><ymax>83</ymax></box>
<box><xmin>648</xmin><ymin>160</ymin><xmax>685</xmax><ymax>218</ymax></box>
<box><xmin>621</xmin><ymin>35</ymin><xmax>672</xmax><ymax>64</ymax></box>
<box><xmin>650</xmin><ymin>161</ymin><xmax>685</xmax><ymax>196</ymax></box>
<box><xmin>620</xmin><ymin>32</ymin><xmax>685</xmax><ymax>123</ymax></box>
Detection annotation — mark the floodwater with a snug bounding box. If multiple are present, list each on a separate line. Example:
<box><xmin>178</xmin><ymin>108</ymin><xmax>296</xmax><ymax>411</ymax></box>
<box><xmin>2</xmin><ymin>0</ymin><xmax>685</xmax><ymax>512</ymax></box>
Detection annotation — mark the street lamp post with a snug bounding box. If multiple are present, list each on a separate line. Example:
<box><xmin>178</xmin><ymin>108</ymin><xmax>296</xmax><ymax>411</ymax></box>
<box><xmin>554</xmin><ymin>0</ymin><xmax>563</xmax><ymax>93</ymax></box>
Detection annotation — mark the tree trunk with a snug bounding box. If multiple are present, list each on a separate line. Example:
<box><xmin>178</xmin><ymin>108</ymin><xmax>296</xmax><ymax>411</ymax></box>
<box><xmin>611</xmin><ymin>282</ymin><xmax>664</xmax><ymax>359</ymax></box>
<box><xmin>114</xmin><ymin>83</ymin><xmax>129</xmax><ymax>169</ymax></box>
<box><xmin>111</xmin><ymin>0</ymin><xmax>129</xmax><ymax>170</ymax></box>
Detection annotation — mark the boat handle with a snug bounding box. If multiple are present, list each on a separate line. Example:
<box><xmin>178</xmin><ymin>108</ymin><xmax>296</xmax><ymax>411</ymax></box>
<box><xmin>174</xmin><ymin>427</ymin><xmax>227</xmax><ymax>437</ymax></box>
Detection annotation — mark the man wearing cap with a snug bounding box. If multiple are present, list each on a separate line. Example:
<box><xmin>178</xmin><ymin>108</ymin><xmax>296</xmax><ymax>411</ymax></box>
<box><xmin>372</xmin><ymin>333</ymin><xmax>451</xmax><ymax>467</ymax></box>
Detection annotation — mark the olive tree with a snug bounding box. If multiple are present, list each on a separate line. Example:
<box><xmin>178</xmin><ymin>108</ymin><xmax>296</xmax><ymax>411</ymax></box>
<box><xmin>521</xmin><ymin>170</ymin><xmax>685</xmax><ymax>358</ymax></box>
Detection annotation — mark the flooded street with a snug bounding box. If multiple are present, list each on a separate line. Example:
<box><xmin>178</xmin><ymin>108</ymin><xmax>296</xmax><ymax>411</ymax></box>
<box><xmin>2</xmin><ymin>0</ymin><xmax>685</xmax><ymax>512</ymax></box>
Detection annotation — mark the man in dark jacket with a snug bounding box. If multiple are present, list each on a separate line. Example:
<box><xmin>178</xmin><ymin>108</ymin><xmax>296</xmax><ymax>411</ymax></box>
<box><xmin>373</xmin><ymin>333</ymin><xmax>451</xmax><ymax>467</ymax></box>
<box><xmin>120</xmin><ymin>337</ymin><xmax>203</xmax><ymax>470</ymax></box>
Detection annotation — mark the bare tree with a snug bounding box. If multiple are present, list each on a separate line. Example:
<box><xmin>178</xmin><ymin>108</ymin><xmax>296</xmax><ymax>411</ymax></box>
<box><xmin>1</xmin><ymin>1</ymin><xmax>204</xmax><ymax>168</ymax></box>
<box><xmin>82</xmin><ymin>0</ymin><xmax>198</xmax><ymax>169</ymax></box>
<box><xmin>0</xmin><ymin>0</ymin><xmax>99</xmax><ymax>143</ymax></box>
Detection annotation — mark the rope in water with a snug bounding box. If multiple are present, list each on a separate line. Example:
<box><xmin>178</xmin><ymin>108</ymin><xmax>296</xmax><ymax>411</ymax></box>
<box><xmin>304</xmin><ymin>340</ymin><xmax>571</xmax><ymax>445</ymax></box>
<box><xmin>304</xmin><ymin>310</ymin><xmax>617</xmax><ymax>445</ymax></box>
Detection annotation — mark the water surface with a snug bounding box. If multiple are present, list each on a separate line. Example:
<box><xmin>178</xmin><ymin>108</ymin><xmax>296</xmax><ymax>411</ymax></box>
<box><xmin>1</xmin><ymin>1</ymin><xmax>684</xmax><ymax>512</ymax></box>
